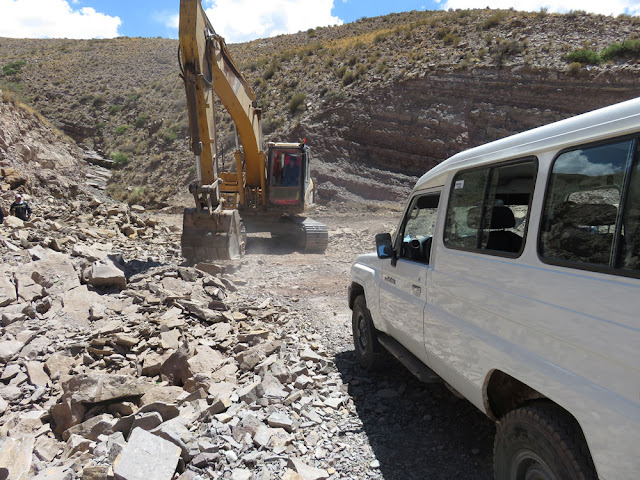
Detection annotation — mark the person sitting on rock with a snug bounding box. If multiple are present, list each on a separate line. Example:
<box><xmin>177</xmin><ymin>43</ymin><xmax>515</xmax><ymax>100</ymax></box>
<box><xmin>10</xmin><ymin>193</ymin><xmax>32</xmax><ymax>221</ymax></box>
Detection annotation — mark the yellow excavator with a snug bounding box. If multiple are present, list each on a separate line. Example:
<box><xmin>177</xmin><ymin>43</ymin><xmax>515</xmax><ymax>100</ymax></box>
<box><xmin>178</xmin><ymin>0</ymin><xmax>328</xmax><ymax>262</ymax></box>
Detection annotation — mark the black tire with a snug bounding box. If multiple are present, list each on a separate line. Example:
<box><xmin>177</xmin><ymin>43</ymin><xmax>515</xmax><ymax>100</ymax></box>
<box><xmin>494</xmin><ymin>403</ymin><xmax>597</xmax><ymax>480</ymax></box>
<box><xmin>352</xmin><ymin>295</ymin><xmax>381</xmax><ymax>370</ymax></box>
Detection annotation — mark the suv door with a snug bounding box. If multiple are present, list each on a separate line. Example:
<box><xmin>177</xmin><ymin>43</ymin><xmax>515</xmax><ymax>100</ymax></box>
<box><xmin>379</xmin><ymin>191</ymin><xmax>440</xmax><ymax>359</ymax></box>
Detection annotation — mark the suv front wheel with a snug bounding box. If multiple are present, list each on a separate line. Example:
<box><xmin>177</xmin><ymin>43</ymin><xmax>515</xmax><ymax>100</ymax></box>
<box><xmin>351</xmin><ymin>295</ymin><xmax>381</xmax><ymax>370</ymax></box>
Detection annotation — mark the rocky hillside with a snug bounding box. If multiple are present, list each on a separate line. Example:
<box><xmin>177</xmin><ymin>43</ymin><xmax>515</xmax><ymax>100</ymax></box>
<box><xmin>0</xmin><ymin>9</ymin><xmax>639</xmax><ymax>205</ymax></box>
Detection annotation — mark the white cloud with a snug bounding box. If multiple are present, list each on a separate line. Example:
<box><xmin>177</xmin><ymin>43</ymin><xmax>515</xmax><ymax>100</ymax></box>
<box><xmin>162</xmin><ymin>13</ymin><xmax>180</xmax><ymax>31</ymax></box>
<box><xmin>202</xmin><ymin>0</ymin><xmax>343</xmax><ymax>43</ymax></box>
<box><xmin>441</xmin><ymin>0</ymin><xmax>640</xmax><ymax>17</ymax></box>
<box><xmin>554</xmin><ymin>151</ymin><xmax>623</xmax><ymax>176</ymax></box>
<box><xmin>0</xmin><ymin>0</ymin><xmax>121</xmax><ymax>39</ymax></box>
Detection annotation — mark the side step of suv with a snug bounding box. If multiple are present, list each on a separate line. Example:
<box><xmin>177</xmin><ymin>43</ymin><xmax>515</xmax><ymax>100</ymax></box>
<box><xmin>377</xmin><ymin>332</ymin><xmax>441</xmax><ymax>383</ymax></box>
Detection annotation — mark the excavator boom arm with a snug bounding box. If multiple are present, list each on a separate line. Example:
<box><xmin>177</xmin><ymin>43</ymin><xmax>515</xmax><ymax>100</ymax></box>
<box><xmin>178</xmin><ymin>0</ymin><xmax>328</xmax><ymax>262</ymax></box>
<box><xmin>179</xmin><ymin>0</ymin><xmax>265</xmax><ymax>191</ymax></box>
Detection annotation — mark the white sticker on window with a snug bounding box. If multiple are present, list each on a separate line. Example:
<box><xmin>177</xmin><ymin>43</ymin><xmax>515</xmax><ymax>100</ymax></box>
<box><xmin>454</xmin><ymin>180</ymin><xmax>465</xmax><ymax>189</ymax></box>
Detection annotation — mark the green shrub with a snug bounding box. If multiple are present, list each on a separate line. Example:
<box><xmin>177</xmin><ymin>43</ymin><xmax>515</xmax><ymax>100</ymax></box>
<box><xmin>373</xmin><ymin>32</ymin><xmax>388</xmax><ymax>44</ymax></box>
<box><xmin>567</xmin><ymin>62</ymin><xmax>582</xmax><ymax>75</ymax></box>
<box><xmin>92</xmin><ymin>95</ymin><xmax>106</xmax><ymax>108</ymax></box>
<box><xmin>566</xmin><ymin>10</ymin><xmax>586</xmax><ymax>19</ymax></box>
<box><xmin>158</xmin><ymin>127</ymin><xmax>178</xmax><ymax>143</ymax></box>
<box><xmin>491</xmin><ymin>39</ymin><xmax>526</xmax><ymax>63</ymax></box>
<box><xmin>443</xmin><ymin>33</ymin><xmax>461</xmax><ymax>46</ymax></box>
<box><xmin>324</xmin><ymin>90</ymin><xmax>346</xmax><ymax>103</ymax></box>
<box><xmin>281</xmin><ymin>50</ymin><xmax>295</xmax><ymax>62</ymax></box>
<box><xmin>288</xmin><ymin>93</ymin><xmax>306</xmax><ymax>114</ymax></box>
<box><xmin>263</xmin><ymin>65</ymin><xmax>276</xmax><ymax>80</ymax></box>
<box><xmin>262</xmin><ymin>115</ymin><xmax>284</xmax><ymax>135</ymax></box>
<box><xmin>0</xmin><ymin>81</ymin><xmax>24</xmax><ymax>95</ymax></box>
<box><xmin>376</xmin><ymin>62</ymin><xmax>389</xmax><ymax>74</ymax></box>
<box><xmin>109</xmin><ymin>104</ymin><xmax>123</xmax><ymax>115</ymax></box>
<box><xmin>601</xmin><ymin>39</ymin><xmax>640</xmax><ymax>61</ymax></box>
<box><xmin>126</xmin><ymin>186</ymin><xmax>148</xmax><ymax>206</ymax></box>
<box><xmin>115</xmin><ymin>125</ymin><xmax>130</xmax><ymax>135</ymax></box>
<box><xmin>564</xmin><ymin>48</ymin><xmax>602</xmax><ymax>65</ymax></box>
<box><xmin>342</xmin><ymin>71</ymin><xmax>356</xmax><ymax>86</ymax></box>
<box><xmin>483</xmin><ymin>11</ymin><xmax>508</xmax><ymax>29</ymax></box>
<box><xmin>2</xmin><ymin>60</ymin><xmax>26</xmax><ymax>76</ymax></box>
<box><xmin>135</xmin><ymin>114</ymin><xmax>149</xmax><ymax>128</ymax></box>
<box><xmin>110</xmin><ymin>151</ymin><xmax>129</xmax><ymax>167</ymax></box>
<box><xmin>435</xmin><ymin>28</ymin><xmax>449</xmax><ymax>40</ymax></box>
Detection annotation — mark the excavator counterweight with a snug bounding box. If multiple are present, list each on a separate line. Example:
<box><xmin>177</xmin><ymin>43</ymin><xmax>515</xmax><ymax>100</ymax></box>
<box><xmin>178</xmin><ymin>0</ymin><xmax>328</xmax><ymax>263</ymax></box>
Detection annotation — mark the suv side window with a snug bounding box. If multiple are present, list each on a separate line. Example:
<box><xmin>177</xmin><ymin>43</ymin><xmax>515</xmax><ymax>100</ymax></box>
<box><xmin>398</xmin><ymin>194</ymin><xmax>440</xmax><ymax>264</ymax></box>
<box><xmin>539</xmin><ymin>138</ymin><xmax>639</xmax><ymax>275</ymax></box>
<box><xmin>444</xmin><ymin>159</ymin><xmax>536</xmax><ymax>256</ymax></box>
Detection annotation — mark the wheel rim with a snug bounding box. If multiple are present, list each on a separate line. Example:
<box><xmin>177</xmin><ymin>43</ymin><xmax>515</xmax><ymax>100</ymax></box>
<box><xmin>355</xmin><ymin>312</ymin><xmax>369</xmax><ymax>352</ymax></box>
<box><xmin>510</xmin><ymin>449</ymin><xmax>556</xmax><ymax>480</ymax></box>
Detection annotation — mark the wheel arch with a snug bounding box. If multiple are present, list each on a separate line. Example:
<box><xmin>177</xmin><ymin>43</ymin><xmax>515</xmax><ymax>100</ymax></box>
<box><xmin>484</xmin><ymin>369</ymin><xmax>550</xmax><ymax>421</ymax></box>
<box><xmin>348</xmin><ymin>282</ymin><xmax>365</xmax><ymax>310</ymax></box>
<box><xmin>484</xmin><ymin>370</ymin><xmax>594</xmax><ymax>454</ymax></box>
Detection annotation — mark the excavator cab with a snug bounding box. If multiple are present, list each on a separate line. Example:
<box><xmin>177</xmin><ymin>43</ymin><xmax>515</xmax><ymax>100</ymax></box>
<box><xmin>267</xmin><ymin>143</ymin><xmax>310</xmax><ymax>210</ymax></box>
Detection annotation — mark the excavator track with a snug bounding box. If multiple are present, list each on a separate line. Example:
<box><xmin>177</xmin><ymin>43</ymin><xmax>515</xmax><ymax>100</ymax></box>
<box><xmin>300</xmin><ymin>218</ymin><xmax>329</xmax><ymax>253</ymax></box>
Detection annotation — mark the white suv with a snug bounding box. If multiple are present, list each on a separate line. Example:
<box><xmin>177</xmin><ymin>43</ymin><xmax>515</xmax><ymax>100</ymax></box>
<box><xmin>349</xmin><ymin>97</ymin><xmax>640</xmax><ymax>480</ymax></box>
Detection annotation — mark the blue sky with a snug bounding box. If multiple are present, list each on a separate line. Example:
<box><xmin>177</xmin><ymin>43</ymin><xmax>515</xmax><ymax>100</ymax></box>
<box><xmin>0</xmin><ymin>0</ymin><xmax>638</xmax><ymax>43</ymax></box>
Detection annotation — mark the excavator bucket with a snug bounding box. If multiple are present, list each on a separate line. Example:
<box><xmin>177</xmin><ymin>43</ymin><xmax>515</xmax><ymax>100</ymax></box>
<box><xmin>181</xmin><ymin>208</ymin><xmax>245</xmax><ymax>263</ymax></box>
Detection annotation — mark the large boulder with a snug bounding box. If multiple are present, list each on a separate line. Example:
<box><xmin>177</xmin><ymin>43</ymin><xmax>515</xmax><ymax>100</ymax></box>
<box><xmin>0</xmin><ymin>271</ymin><xmax>16</xmax><ymax>307</ymax></box>
<box><xmin>60</xmin><ymin>374</ymin><xmax>152</xmax><ymax>404</ymax></box>
<box><xmin>29</xmin><ymin>254</ymin><xmax>80</xmax><ymax>296</ymax></box>
<box><xmin>59</xmin><ymin>285</ymin><xmax>106</xmax><ymax>325</ymax></box>
<box><xmin>0</xmin><ymin>434</ymin><xmax>34</xmax><ymax>480</ymax></box>
<box><xmin>87</xmin><ymin>256</ymin><xmax>126</xmax><ymax>290</ymax></box>
<box><xmin>113</xmin><ymin>428</ymin><xmax>181</xmax><ymax>480</ymax></box>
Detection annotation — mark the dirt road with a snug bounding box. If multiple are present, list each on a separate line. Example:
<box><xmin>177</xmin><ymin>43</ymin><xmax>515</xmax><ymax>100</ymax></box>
<box><xmin>218</xmin><ymin>205</ymin><xmax>496</xmax><ymax>479</ymax></box>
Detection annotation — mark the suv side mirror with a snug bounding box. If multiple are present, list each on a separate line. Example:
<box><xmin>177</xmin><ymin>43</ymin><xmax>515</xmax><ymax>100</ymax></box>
<box><xmin>375</xmin><ymin>233</ymin><xmax>394</xmax><ymax>259</ymax></box>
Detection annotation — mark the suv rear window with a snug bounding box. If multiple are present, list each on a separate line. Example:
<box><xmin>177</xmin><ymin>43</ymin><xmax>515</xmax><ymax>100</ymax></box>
<box><xmin>539</xmin><ymin>137</ymin><xmax>640</xmax><ymax>275</ymax></box>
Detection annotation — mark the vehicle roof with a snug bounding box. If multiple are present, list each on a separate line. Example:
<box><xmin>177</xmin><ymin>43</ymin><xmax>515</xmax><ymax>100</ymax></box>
<box><xmin>268</xmin><ymin>142</ymin><xmax>304</xmax><ymax>149</ymax></box>
<box><xmin>414</xmin><ymin>96</ymin><xmax>640</xmax><ymax>192</ymax></box>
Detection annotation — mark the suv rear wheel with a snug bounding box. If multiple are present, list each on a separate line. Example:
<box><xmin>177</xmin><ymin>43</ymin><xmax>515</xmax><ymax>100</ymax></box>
<box><xmin>493</xmin><ymin>403</ymin><xmax>597</xmax><ymax>480</ymax></box>
<box><xmin>352</xmin><ymin>295</ymin><xmax>381</xmax><ymax>370</ymax></box>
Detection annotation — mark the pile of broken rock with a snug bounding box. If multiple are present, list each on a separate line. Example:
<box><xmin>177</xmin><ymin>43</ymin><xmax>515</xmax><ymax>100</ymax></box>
<box><xmin>0</xmin><ymin>198</ymin><xmax>351</xmax><ymax>480</ymax></box>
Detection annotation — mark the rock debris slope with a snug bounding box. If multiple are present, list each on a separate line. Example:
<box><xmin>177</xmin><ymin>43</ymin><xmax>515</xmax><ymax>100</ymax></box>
<box><xmin>0</xmin><ymin>88</ymin><xmax>380</xmax><ymax>480</ymax></box>
<box><xmin>0</xmin><ymin>215</ymin><xmax>352</xmax><ymax>479</ymax></box>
